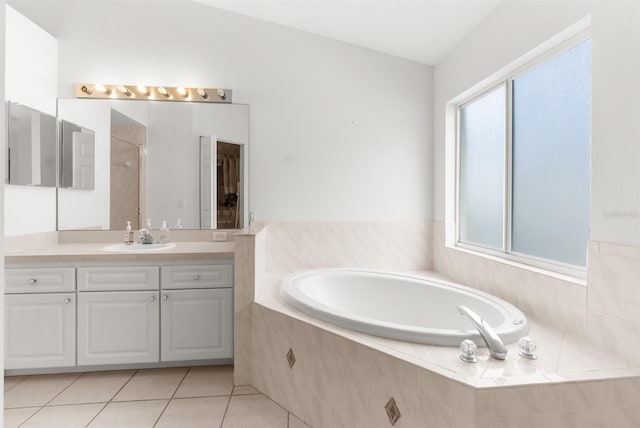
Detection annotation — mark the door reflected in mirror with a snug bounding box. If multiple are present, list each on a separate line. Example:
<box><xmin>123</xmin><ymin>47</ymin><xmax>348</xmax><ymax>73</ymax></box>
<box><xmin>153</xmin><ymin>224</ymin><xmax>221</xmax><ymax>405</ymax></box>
<box><xmin>56</xmin><ymin>98</ymin><xmax>248</xmax><ymax>231</ymax></box>
<box><xmin>59</xmin><ymin>119</ymin><xmax>95</xmax><ymax>190</ymax></box>
<box><xmin>7</xmin><ymin>101</ymin><xmax>57</xmax><ymax>187</ymax></box>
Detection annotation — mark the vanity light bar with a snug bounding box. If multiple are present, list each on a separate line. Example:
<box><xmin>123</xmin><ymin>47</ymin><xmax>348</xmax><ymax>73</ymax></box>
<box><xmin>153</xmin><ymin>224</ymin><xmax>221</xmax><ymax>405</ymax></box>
<box><xmin>75</xmin><ymin>84</ymin><xmax>232</xmax><ymax>103</ymax></box>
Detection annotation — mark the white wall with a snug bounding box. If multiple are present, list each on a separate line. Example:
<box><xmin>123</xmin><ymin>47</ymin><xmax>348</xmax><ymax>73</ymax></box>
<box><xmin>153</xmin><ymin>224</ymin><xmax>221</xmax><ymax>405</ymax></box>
<box><xmin>433</xmin><ymin>0</ymin><xmax>640</xmax><ymax>247</ymax></box>
<box><xmin>4</xmin><ymin>5</ymin><xmax>58</xmax><ymax>236</ymax></box>
<box><xmin>13</xmin><ymin>0</ymin><xmax>433</xmax><ymax>223</ymax></box>
<box><xmin>1</xmin><ymin>0</ymin><xmax>6</xmax><ymax>412</ymax></box>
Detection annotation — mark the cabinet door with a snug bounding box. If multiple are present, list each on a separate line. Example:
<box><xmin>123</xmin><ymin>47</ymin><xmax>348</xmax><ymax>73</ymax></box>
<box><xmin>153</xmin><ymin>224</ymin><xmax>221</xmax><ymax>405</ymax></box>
<box><xmin>161</xmin><ymin>288</ymin><xmax>233</xmax><ymax>361</ymax></box>
<box><xmin>5</xmin><ymin>293</ymin><xmax>75</xmax><ymax>369</ymax></box>
<box><xmin>77</xmin><ymin>291</ymin><xmax>159</xmax><ymax>365</ymax></box>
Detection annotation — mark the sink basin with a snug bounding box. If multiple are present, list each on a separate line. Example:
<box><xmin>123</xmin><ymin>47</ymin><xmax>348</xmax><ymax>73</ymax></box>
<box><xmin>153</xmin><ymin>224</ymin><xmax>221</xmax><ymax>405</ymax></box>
<box><xmin>100</xmin><ymin>243</ymin><xmax>177</xmax><ymax>253</ymax></box>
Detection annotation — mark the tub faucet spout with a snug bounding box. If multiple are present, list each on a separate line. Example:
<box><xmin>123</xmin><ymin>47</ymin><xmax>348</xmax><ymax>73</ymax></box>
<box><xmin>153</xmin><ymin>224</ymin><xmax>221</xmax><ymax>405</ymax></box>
<box><xmin>457</xmin><ymin>305</ymin><xmax>507</xmax><ymax>360</ymax></box>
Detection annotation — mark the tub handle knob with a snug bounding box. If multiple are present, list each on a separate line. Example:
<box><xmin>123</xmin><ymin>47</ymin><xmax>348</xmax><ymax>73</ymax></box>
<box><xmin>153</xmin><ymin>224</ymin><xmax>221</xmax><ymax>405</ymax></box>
<box><xmin>459</xmin><ymin>339</ymin><xmax>478</xmax><ymax>363</ymax></box>
<box><xmin>518</xmin><ymin>336</ymin><xmax>538</xmax><ymax>360</ymax></box>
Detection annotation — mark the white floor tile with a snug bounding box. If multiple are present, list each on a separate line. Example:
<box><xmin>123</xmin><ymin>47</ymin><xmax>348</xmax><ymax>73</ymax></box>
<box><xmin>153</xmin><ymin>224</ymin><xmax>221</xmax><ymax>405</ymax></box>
<box><xmin>155</xmin><ymin>396</ymin><xmax>230</xmax><ymax>428</ymax></box>
<box><xmin>4</xmin><ymin>376</ymin><xmax>27</xmax><ymax>392</ymax></box>
<box><xmin>222</xmin><ymin>394</ymin><xmax>288</xmax><ymax>428</ymax></box>
<box><xmin>233</xmin><ymin>385</ymin><xmax>260</xmax><ymax>395</ymax></box>
<box><xmin>4</xmin><ymin>373</ymin><xmax>81</xmax><ymax>408</ymax></box>
<box><xmin>49</xmin><ymin>370</ymin><xmax>135</xmax><ymax>405</ymax></box>
<box><xmin>3</xmin><ymin>407</ymin><xmax>40</xmax><ymax>428</ymax></box>
<box><xmin>174</xmin><ymin>365</ymin><xmax>234</xmax><ymax>398</ymax></box>
<box><xmin>87</xmin><ymin>399</ymin><xmax>168</xmax><ymax>428</ymax></box>
<box><xmin>113</xmin><ymin>367</ymin><xmax>187</xmax><ymax>401</ymax></box>
<box><xmin>21</xmin><ymin>403</ymin><xmax>106</xmax><ymax>428</ymax></box>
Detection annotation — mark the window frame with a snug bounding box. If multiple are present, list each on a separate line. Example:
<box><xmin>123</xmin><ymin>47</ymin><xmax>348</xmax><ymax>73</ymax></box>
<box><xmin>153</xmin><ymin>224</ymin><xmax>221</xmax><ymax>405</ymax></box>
<box><xmin>454</xmin><ymin>32</ymin><xmax>591</xmax><ymax>279</ymax></box>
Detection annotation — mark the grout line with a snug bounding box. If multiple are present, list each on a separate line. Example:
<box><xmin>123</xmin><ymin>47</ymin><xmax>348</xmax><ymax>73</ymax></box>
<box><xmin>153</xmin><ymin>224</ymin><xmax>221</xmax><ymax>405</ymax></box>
<box><xmin>16</xmin><ymin>405</ymin><xmax>44</xmax><ymax>428</ymax></box>
<box><xmin>219</xmin><ymin>393</ymin><xmax>234</xmax><ymax>428</ymax></box>
<box><xmin>84</xmin><ymin>368</ymin><xmax>139</xmax><ymax>427</ymax></box>
<box><xmin>43</xmin><ymin>372</ymin><xmax>85</xmax><ymax>407</ymax></box>
<box><xmin>109</xmin><ymin>369</ymin><xmax>139</xmax><ymax>404</ymax></box>
<box><xmin>4</xmin><ymin>375</ymin><xmax>29</xmax><ymax>393</ymax></box>
<box><xmin>152</xmin><ymin>366</ymin><xmax>191</xmax><ymax>427</ymax></box>
<box><xmin>83</xmin><ymin>402</ymin><xmax>109</xmax><ymax>428</ymax></box>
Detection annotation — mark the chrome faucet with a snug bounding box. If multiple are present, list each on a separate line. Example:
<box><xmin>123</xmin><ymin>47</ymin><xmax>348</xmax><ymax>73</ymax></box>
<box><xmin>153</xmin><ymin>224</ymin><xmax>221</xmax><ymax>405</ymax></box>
<box><xmin>457</xmin><ymin>305</ymin><xmax>507</xmax><ymax>360</ymax></box>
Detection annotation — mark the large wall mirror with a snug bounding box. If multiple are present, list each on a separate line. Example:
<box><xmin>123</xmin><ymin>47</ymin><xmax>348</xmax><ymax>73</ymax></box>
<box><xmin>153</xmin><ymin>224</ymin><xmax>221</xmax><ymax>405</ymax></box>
<box><xmin>57</xmin><ymin>98</ymin><xmax>249</xmax><ymax>231</ymax></box>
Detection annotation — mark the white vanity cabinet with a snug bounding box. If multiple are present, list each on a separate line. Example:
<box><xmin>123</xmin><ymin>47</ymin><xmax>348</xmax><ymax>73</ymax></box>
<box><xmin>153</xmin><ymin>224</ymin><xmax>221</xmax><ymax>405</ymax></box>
<box><xmin>5</xmin><ymin>259</ymin><xmax>233</xmax><ymax>372</ymax></box>
<box><xmin>4</xmin><ymin>268</ymin><xmax>76</xmax><ymax>370</ymax></box>
<box><xmin>160</xmin><ymin>264</ymin><xmax>233</xmax><ymax>361</ymax></box>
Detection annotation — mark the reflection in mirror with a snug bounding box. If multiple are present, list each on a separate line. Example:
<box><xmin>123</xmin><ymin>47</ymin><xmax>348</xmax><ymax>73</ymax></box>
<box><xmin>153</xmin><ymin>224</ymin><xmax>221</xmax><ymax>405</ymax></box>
<box><xmin>56</xmin><ymin>98</ymin><xmax>249</xmax><ymax>231</ymax></box>
<box><xmin>59</xmin><ymin>120</ymin><xmax>95</xmax><ymax>190</ymax></box>
<box><xmin>110</xmin><ymin>110</ymin><xmax>146</xmax><ymax>230</ymax></box>
<box><xmin>6</xmin><ymin>101</ymin><xmax>57</xmax><ymax>187</ymax></box>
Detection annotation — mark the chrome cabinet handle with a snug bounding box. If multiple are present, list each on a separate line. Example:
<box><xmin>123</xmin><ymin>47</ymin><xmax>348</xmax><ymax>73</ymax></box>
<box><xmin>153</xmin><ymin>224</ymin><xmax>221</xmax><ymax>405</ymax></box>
<box><xmin>193</xmin><ymin>275</ymin><xmax>200</xmax><ymax>280</ymax></box>
<box><xmin>150</xmin><ymin>295</ymin><xmax>156</xmax><ymax>302</ymax></box>
<box><xmin>162</xmin><ymin>295</ymin><xmax>168</xmax><ymax>301</ymax></box>
<box><xmin>28</xmin><ymin>278</ymin><xmax>37</xmax><ymax>285</ymax></box>
<box><xmin>64</xmin><ymin>298</ymin><xmax>72</xmax><ymax>304</ymax></box>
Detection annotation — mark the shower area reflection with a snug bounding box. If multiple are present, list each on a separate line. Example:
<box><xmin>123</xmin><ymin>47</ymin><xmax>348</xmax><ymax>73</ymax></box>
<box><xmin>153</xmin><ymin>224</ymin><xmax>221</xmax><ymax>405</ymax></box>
<box><xmin>110</xmin><ymin>110</ymin><xmax>146</xmax><ymax>230</ymax></box>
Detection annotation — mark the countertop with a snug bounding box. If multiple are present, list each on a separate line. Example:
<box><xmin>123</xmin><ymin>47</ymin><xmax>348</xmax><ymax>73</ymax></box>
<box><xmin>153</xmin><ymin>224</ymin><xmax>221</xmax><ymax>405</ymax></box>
<box><xmin>5</xmin><ymin>241</ymin><xmax>235</xmax><ymax>263</ymax></box>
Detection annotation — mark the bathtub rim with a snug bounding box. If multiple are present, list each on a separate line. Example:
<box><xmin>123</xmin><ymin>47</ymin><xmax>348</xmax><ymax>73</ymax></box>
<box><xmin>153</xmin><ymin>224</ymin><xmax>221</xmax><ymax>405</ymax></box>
<box><xmin>280</xmin><ymin>268</ymin><xmax>529</xmax><ymax>347</ymax></box>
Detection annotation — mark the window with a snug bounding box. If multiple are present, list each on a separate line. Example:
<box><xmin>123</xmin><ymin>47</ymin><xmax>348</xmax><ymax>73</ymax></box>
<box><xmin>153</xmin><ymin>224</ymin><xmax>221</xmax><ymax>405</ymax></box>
<box><xmin>457</xmin><ymin>38</ymin><xmax>591</xmax><ymax>273</ymax></box>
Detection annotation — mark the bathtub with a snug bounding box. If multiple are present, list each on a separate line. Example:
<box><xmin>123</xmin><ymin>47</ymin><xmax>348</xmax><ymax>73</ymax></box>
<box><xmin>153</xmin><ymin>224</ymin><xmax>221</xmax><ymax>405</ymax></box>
<box><xmin>280</xmin><ymin>269</ymin><xmax>528</xmax><ymax>347</ymax></box>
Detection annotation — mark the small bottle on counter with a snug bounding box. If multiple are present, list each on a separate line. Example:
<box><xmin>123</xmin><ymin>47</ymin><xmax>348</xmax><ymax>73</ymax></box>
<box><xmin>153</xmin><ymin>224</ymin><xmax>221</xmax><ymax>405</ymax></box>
<box><xmin>174</xmin><ymin>218</ymin><xmax>183</xmax><ymax>229</ymax></box>
<box><xmin>159</xmin><ymin>221</ymin><xmax>170</xmax><ymax>244</ymax></box>
<box><xmin>125</xmin><ymin>221</ymin><xmax>134</xmax><ymax>245</ymax></box>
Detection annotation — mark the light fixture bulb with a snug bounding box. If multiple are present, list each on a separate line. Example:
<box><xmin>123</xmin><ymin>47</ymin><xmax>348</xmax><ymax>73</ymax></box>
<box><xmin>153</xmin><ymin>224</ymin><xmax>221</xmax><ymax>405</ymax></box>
<box><xmin>137</xmin><ymin>85</ymin><xmax>149</xmax><ymax>95</ymax></box>
<box><xmin>95</xmin><ymin>84</ymin><xmax>111</xmax><ymax>95</ymax></box>
<box><xmin>157</xmin><ymin>86</ymin><xmax>169</xmax><ymax>97</ymax></box>
<box><xmin>216</xmin><ymin>88</ymin><xmax>226</xmax><ymax>100</ymax></box>
<box><xmin>116</xmin><ymin>85</ymin><xmax>132</xmax><ymax>96</ymax></box>
<box><xmin>177</xmin><ymin>86</ymin><xmax>188</xmax><ymax>98</ymax></box>
<box><xmin>196</xmin><ymin>88</ymin><xmax>208</xmax><ymax>99</ymax></box>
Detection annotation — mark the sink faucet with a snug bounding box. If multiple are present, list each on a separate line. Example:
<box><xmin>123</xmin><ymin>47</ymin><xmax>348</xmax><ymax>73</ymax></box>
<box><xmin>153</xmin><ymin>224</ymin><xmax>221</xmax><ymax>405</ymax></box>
<box><xmin>138</xmin><ymin>228</ymin><xmax>155</xmax><ymax>244</ymax></box>
<box><xmin>457</xmin><ymin>305</ymin><xmax>507</xmax><ymax>360</ymax></box>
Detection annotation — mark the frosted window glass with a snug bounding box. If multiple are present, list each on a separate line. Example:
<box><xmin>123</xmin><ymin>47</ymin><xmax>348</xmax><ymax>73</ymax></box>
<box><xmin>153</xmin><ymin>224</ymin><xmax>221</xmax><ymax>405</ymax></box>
<box><xmin>511</xmin><ymin>39</ymin><xmax>591</xmax><ymax>267</ymax></box>
<box><xmin>459</xmin><ymin>86</ymin><xmax>505</xmax><ymax>249</ymax></box>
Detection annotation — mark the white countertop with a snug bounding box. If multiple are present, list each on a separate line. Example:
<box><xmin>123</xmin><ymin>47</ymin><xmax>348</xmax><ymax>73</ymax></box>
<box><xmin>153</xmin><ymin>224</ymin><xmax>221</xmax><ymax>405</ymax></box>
<box><xmin>5</xmin><ymin>241</ymin><xmax>235</xmax><ymax>263</ymax></box>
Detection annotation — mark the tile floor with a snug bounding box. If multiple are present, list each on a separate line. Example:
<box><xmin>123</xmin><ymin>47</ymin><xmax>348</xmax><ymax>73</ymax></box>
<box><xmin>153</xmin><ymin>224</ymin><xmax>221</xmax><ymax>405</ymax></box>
<box><xmin>4</xmin><ymin>365</ymin><xmax>309</xmax><ymax>428</ymax></box>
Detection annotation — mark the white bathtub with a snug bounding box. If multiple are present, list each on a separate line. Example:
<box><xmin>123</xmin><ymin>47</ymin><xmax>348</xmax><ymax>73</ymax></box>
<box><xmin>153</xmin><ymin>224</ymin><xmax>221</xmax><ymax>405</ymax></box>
<box><xmin>280</xmin><ymin>269</ymin><xmax>528</xmax><ymax>347</ymax></box>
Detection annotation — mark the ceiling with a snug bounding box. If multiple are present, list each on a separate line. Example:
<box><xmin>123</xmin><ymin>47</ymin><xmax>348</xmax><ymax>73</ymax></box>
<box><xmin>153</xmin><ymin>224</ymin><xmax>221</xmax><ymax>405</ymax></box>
<box><xmin>193</xmin><ymin>0</ymin><xmax>504</xmax><ymax>65</ymax></box>
<box><xmin>7</xmin><ymin>0</ymin><xmax>504</xmax><ymax>66</ymax></box>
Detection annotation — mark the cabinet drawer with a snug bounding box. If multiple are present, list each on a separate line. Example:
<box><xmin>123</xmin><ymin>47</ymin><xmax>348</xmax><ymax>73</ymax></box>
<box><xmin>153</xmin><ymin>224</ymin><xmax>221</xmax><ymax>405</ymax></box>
<box><xmin>78</xmin><ymin>266</ymin><xmax>159</xmax><ymax>291</ymax></box>
<box><xmin>161</xmin><ymin>264</ymin><xmax>233</xmax><ymax>290</ymax></box>
<box><xmin>5</xmin><ymin>268</ymin><xmax>75</xmax><ymax>293</ymax></box>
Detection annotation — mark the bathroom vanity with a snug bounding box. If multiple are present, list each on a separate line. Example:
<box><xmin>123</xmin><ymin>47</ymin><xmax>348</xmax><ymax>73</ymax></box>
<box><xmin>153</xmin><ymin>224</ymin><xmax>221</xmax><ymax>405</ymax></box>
<box><xmin>4</xmin><ymin>241</ymin><xmax>234</xmax><ymax>374</ymax></box>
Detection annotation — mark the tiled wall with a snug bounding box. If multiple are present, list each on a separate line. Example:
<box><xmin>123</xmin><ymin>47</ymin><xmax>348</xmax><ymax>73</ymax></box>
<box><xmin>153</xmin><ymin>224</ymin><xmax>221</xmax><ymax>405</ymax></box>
<box><xmin>251</xmin><ymin>303</ymin><xmax>640</xmax><ymax>428</ymax></box>
<box><xmin>433</xmin><ymin>221</ymin><xmax>640</xmax><ymax>367</ymax></box>
<box><xmin>588</xmin><ymin>242</ymin><xmax>640</xmax><ymax>367</ymax></box>
<box><xmin>262</xmin><ymin>221</ymin><xmax>433</xmax><ymax>274</ymax></box>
